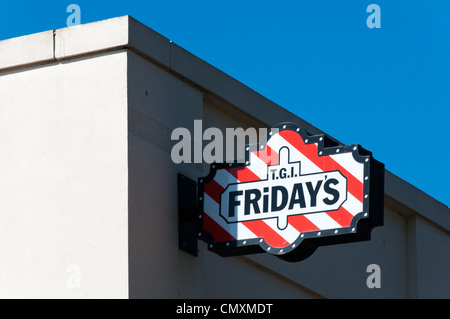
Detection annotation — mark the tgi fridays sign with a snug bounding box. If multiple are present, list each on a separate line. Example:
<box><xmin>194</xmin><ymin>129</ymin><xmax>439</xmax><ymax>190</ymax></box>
<box><xmin>195</xmin><ymin>123</ymin><xmax>384</xmax><ymax>262</ymax></box>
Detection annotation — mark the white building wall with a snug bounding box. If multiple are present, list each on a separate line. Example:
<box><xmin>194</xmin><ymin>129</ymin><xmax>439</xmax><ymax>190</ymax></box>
<box><xmin>0</xmin><ymin>50</ymin><xmax>129</xmax><ymax>298</ymax></box>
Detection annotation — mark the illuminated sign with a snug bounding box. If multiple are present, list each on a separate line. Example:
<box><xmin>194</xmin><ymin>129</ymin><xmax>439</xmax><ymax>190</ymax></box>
<box><xmin>179</xmin><ymin>123</ymin><xmax>384</xmax><ymax>262</ymax></box>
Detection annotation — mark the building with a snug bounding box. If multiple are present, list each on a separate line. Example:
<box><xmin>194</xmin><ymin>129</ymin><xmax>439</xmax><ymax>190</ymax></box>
<box><xmin>0</xmin><ymin>16</ymin><xmax>448</xmax><ymax>298</ymax></box>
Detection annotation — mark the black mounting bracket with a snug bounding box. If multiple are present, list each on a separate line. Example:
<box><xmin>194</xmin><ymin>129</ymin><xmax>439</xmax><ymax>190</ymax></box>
<box><xmin>177</xmin><ymin>173</ymin><xmax>199</xmax><ymax>256</ymax></box>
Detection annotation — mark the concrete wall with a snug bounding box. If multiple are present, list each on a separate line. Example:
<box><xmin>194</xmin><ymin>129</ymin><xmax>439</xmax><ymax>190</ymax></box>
<box><xmin>126</xmin><ymin>48</ymin><xmax>449</xmax><ymax>298</ymax></box>
<box><xmin>0</xmin><ymin>16</ymin><xmax>448</xmax><ymax>298</ymax></box>
<box><xmin>0</xmin><ymin>47</ymin><xmax>129</xmax><ymax>298</ymax></box>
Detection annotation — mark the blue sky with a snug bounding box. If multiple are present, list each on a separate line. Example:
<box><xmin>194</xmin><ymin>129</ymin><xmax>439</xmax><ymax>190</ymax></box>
<box><xmin>1</xmin><ymin>1</ymin><xmax>449</xmax><ymax>206</ymax></box>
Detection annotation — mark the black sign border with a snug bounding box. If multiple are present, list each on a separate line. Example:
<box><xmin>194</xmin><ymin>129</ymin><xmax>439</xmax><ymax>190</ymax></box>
<box><xmin>196</xmin><ymin>122</ymin><xmax>384</xmax><ymax>262</ymax></box>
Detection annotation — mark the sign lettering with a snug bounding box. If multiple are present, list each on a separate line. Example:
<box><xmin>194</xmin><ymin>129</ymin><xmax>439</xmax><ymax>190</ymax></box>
<box><xmin>195</xmin><ymin>122</ymin><xmax>384</xmax><ymax>261</ymax></box>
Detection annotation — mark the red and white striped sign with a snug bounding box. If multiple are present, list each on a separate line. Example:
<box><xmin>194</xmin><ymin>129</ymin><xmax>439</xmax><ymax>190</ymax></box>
<box><xmin>198</xmin><ymin>123</ymin><xmax>383</xmax><ymax>260</ymax></box>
